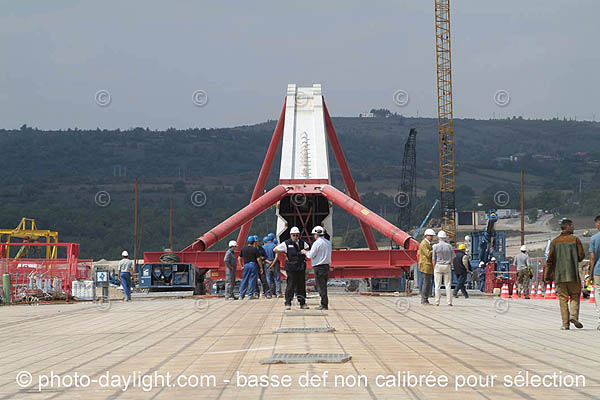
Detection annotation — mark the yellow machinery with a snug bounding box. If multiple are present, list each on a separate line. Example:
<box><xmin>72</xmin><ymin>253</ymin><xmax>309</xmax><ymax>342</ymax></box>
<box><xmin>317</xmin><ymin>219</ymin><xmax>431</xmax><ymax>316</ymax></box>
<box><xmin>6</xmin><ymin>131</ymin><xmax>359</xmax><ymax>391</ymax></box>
<box><xmin>0</xmin><ymin>218</ymin><xmax>59</xmax><ymax>259</ymax></box>
<box><xmin>435</xmin><ymin>0</ymin><xmax>457</xmax><ymax>244</ymax></box>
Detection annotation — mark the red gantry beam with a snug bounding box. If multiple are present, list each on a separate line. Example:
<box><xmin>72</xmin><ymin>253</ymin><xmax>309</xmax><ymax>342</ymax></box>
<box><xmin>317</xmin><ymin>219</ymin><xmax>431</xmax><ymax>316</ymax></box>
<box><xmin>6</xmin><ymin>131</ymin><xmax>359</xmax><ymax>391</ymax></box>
<box><xmin>320</xmin><ymin>184</ymin><xmax>420</xmax><ymax>251</ymax></box>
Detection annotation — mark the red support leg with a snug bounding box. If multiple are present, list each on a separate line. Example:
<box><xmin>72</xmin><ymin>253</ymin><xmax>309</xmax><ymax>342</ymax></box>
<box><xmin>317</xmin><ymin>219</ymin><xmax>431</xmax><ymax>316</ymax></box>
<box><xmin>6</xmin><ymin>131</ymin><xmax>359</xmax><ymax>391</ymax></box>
<box><xmin>235</xmin><ymin>100</ymin><xmax>287</xmax><ymax>247</ymax></box>
<box><xmin>185</xmin><ymin>185</ymin><xmax>290</xmax><ymax>252</ymax></box>
<box><xmin>322</xmin><ymin>100</ymin><xmax>378</xmax><ymax>250</ymax></box>
<box><xmin>320</xmin><ymin>184</ymin><xmax>419</xmax><ymax>250</ymax></box>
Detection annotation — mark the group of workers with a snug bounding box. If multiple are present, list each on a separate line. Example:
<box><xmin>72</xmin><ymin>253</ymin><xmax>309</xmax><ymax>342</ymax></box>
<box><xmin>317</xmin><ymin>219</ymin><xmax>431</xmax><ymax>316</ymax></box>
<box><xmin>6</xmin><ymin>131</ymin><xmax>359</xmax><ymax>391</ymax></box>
<box><xmin>417</xmin><ymin>216</ymin><xmax>600</xmax><ymax>330</ymax></box>
<box><xmin>224</xmin><ymin>225</ymin><xmax>333</xmax><ymax>310</ymax></box>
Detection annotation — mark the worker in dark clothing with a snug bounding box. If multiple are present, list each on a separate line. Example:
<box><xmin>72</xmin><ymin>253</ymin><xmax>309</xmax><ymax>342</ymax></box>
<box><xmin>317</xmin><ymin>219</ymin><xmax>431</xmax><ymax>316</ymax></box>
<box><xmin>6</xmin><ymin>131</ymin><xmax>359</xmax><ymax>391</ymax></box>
<box><xmin>545</xmin><ymin>219</ymin><xmax>585</xmax><ymax>330</ymax></box>
<box><xmin>453</xmin><ymin>243</ymin><xmax>470</xmax><ymax>298</ymax></box>
<box><xmin>237</xmin><ymin>236</ymin><xmax>262</xmax><ymax>300</ymax></box>
<box><xmin>274</xmin><ymin>226</ymin><xmax>309</xmax><ymax>310</ymax></box>
<box><xmin>252</xmin><ymin>235</ymin><xmax>271</xmax><ymax>298</ymax></box>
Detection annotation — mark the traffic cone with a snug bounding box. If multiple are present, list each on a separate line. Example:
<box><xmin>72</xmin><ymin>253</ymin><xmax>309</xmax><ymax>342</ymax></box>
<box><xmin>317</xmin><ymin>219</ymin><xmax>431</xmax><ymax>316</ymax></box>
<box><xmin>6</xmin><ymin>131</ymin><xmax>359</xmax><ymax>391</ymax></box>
<box><xmin>536</xmin><ymin>283</ymin><xmax>544</xmax><ymax>299</ymax></box>
<box><xmin>580</xmin><ymin>290</ymin><xmax>585</xmax><ymax>302</ymax></box>
<box><xmin>530</xmin><ymin>282</ymin><xmax>536</xmax><ymax>298</ymax></box>
<box><xmin>511</xmin><ymin>282</ymin><xmax>519</xmax><ymax>299</ymax></box>
<box><xmin>590</xmin><ymin>286</ymin><xmax>596</xmax><ymax>305</ymax></box>
<box><xmin>501</xmin><ymin>283</ymin><xmax>510</xmax><ymax>299</ymax></box>
<box><xmin>545</xmin><ymin>283</ymin><xmax>552</xmax><ymax>299</ymax></box>
<box><xmin>550</xmin><ymin>282</ymin><xmax>557</xmax><ymax>300</ymax></box>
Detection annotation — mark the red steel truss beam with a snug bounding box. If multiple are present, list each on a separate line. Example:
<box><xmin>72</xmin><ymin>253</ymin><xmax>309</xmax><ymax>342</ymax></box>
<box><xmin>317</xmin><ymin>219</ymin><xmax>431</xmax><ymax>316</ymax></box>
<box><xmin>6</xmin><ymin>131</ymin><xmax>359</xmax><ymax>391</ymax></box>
<box><xmin>234</xmin><ymin>100</ymin><xmax>287</xmax><ymax>248</ymax></box>
<box><xmin>320</xmin><ymin>184</ymin><xmax>420</xmax><ymax>251</ymax></box>
<box><xmin>322</xmin><ymin>100</ymin><xmax>378</xmax><ymax>250</ymax></box>
<box><xmin>186</xmin><ymin>185</ymin><xmax>289</xmax><ymax>252</ymax></box>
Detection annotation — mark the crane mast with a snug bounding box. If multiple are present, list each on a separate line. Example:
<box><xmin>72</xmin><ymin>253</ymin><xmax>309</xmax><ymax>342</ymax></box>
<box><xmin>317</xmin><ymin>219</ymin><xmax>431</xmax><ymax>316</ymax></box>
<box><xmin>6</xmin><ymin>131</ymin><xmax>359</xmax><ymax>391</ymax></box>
<box><xmin>435</xmin><ymin>0</ymin><xmax>456</xmax><ymax>243</ymax></box>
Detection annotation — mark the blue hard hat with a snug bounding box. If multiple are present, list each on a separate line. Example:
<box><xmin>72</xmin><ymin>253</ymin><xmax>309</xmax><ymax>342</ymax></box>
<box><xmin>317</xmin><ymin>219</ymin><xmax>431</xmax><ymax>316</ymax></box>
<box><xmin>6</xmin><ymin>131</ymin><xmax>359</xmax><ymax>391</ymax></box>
<box><xmin>273</xmin><ymin>239</ymin><xmax>278</xmax><ymax>244</ymax></box>
<box><xmin>263</xmin><ymin>236</ymin><xmax>269</xmax><ymax>242</ymax></box>
<box><xmin>253</xmin><ymin>235</ymin><xmax>259</xmax><ymax>242</ymax></box>
<box><xmin>267</xmin><ymin>233</ymin><xmax>275</xmax><ymax>240</ymax></box>
<box><xmin>247</xmin><ymin>235</ymin><xmax>255</xmax><ymax>242</ymax></box>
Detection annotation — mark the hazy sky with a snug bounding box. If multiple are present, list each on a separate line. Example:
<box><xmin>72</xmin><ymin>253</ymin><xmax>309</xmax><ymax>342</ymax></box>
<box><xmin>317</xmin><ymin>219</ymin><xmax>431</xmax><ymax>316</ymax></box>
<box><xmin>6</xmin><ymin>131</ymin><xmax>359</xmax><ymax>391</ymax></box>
<box><xmin>0</xmin><ymin>0</ymin><xmax>597</xmax><ymax>129</ymax></box>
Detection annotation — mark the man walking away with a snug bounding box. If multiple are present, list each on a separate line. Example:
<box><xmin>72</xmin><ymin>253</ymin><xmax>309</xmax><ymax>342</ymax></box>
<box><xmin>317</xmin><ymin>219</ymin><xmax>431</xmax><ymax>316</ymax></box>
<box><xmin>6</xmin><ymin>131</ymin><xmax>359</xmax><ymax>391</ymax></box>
<box><xmin>587</xmin><ymin>215</ymin><xmax>600</xmax><ymax>330</ymax></box>
<box><xmin>515</xmin><ymin>245</ymin><xmax>531</xmax><ymax>299</ymax></box>
<box><xmin>119</xmin><ymin>250</ymin><xmax>133</xmax><ymax>302</ymax></box>
<box><xmin>263</xmin><ymin>233</ymin><xmax>281</xmax><ymax>298</ymax></box>
<box><xmin>224</xmin><ymin>240</ymin><xmax>238</xmax><ymax>300</ymax></box>
<box><xmin>302</xmin><ymin>226</ymin><xmax>332</xmax><ymax>310</ymax></box>
<box><xmin>418</xmin><ymin>229</ymin><xmax>436</xmax><ymax>305</ymax></box>
<box><xmin>432</xmin><ymin>230</ymin><xmax>455</xmax><ymax>306</ymax></box>
<box><xmin>238</xmin><ymin>236</ymin><xmax>262</xmax><ymax>300</ymax></box>
<box><xmin>275</xmin><ymin>227</ymin><xmax>309</xmax><ymax>310</ymax></box>
<box><xmin>545</xmin><ymin>219</ymin><xmax>585</xmax><ymax>330</ymax></box>
<box><xmin>452</xmin><ymin>244</ymin><xmax>469</xmax><ymax>299</ymax></box>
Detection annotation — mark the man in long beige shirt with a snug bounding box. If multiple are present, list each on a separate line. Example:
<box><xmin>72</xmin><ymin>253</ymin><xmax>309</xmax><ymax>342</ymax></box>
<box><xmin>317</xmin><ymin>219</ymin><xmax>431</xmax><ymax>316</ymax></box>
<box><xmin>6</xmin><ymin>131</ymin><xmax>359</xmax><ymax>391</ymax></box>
<box><xmin>418</xmin><ymin>229</ymin><xmax>436</xmax><ymax>305</ymax></box>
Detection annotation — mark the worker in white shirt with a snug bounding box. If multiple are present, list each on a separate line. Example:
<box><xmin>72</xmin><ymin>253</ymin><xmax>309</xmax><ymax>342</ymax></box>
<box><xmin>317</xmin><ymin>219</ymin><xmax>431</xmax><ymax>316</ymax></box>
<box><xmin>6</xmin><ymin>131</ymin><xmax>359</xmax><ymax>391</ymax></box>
<box><xmin>274</xmin><ymin>227</ymin><xmax>310</xmax><ymax>310</ymax></box>
<box><xmin>302</xmin><ymin>226</ymin><xmax>332</xmax><ymax>310</ymax></box>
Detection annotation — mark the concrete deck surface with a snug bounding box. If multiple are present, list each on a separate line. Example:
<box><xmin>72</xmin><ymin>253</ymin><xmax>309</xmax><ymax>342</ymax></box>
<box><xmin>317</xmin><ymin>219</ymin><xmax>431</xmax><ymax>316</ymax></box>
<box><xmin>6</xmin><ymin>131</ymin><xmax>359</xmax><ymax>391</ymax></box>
<box><xmin>0</xmin><ymin>294</ymin><xmax>598</xmax><ymax>399</ymax></box>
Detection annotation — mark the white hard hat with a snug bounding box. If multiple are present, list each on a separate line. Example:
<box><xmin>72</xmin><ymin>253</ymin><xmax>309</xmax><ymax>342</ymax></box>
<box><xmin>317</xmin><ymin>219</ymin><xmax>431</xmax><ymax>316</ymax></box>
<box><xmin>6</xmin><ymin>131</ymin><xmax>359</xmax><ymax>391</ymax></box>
<box><xmin>520</xmin><ymin>245</ymin><xmax>527</xmax><ymax>252</ymax></box>
<box><xmin>424</xmin><ymin>228</ymin><xmax>436</xmax><ymax>236</ymax></box>
<box><xmin>479</xmin><ymin>261</ymin><xmax>485</xmax><ymax>266</ymax></box>
<box><xmin>122</xmin><ymin>250</ymin><xmax>129</xmax><ymax>257</ymax></box>
<box><xmin>311</xmin><ymin>226</ymin><xmax>325</xmax><ymax>235</ymax></box>
<box><xmin>228</xmin><ymin>240</ymin><xmax>237</xmax><ymax>247</ymax></box>
<box><xmin>437</xmin><ymin>230</ymin><xmax>447</xmax><ymax>239</ymax></box>
<box><xmin>290</xmin><ymin>227</ymin><xmax>301</xmax><ymax>234</ymax></box>
<box><xmin>491</xmin><ymin>257</ymin><xmax>497</xmax><ymax>261</ymax></box>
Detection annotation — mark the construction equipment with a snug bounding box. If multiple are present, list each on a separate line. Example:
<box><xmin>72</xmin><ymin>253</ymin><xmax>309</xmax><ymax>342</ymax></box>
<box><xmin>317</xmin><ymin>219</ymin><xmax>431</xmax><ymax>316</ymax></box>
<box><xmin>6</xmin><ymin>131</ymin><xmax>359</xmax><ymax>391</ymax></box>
<box><xmin>0</xmin><ymin>218</ymin><xmax>59</xmax><ymax>259</ymax></box>
<box><xmin>392</xmin><ymin>128</ymin><xmax>417</xmax><ymax>249</ymax></box>
<box><xmin>414</xmin><ymin>199</ymin><xmax>440</xmax><ymax>238</ymax></box>
<box><xmin>145</xmin><ymin>84</ymin><xmax>420</xmax><ymax>290</ymax></box>
<box><xmin>138</xmin><ymin>263</ymin><xmax>205</xmax><ymax>295</ymax></box>
<box><xmin>434</xmin><ymin>0</ymin><xmax>457</xmax><ymax>244</ymax></box>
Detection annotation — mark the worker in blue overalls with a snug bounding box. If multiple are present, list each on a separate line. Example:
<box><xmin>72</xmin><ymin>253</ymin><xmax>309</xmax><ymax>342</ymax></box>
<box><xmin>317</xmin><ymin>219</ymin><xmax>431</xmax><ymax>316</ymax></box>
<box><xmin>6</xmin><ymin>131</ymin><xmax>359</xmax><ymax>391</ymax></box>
<box><xmin>478</xmin><ymin>261</ymin><xmax>486</xmax><ymax>292</ymax></box>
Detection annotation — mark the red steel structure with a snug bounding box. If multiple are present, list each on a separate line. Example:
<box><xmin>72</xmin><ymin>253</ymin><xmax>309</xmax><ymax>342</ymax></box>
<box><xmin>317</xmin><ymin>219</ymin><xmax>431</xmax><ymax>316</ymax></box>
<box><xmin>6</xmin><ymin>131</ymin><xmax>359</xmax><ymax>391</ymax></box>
<box><xmin>145</xmin><ymin>91</ymin><xmax>419</xmax><ymax>282</ymax></box>
<box><xmin>0</xmin><ymin>242</ymin><xmax>92</xmax><ymax>300</ymax></box>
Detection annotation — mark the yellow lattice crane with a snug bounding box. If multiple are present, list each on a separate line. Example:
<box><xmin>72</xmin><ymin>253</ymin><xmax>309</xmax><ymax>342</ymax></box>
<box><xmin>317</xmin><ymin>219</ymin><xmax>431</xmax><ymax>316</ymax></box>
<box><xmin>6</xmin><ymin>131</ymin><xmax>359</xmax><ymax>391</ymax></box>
<box><xmin>0</xmin><ymin>218</ymin><xmax>59</xmax><ymax>259</ymax></box>
<box><xmin>434</xmin><ymin>0</ymin><xmax>456</xmax><ymax>244</ymax></box>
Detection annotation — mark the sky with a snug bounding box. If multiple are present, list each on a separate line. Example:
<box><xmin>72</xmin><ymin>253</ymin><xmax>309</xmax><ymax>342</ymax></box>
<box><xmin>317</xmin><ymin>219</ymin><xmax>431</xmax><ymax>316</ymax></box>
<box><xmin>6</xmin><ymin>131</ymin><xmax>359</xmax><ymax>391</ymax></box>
<box><xmin>0</xmin><ymin>0</ymin><xmax>597</xmax><ymax>130</ymax></box>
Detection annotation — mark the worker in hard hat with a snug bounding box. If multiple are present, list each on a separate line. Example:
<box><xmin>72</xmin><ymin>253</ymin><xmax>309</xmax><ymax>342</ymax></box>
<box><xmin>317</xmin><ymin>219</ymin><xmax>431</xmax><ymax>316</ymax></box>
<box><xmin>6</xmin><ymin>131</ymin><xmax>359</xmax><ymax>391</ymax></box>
<box><xmin>237</xmin><ymin>235</ymin><xmax>262</xmax><ymax>300</ymax></box>
<box><xmin>252</xmin><ymin>235</ymin><xmax>271</xmax><ymax>298</ymax></box>
<box><xmin>118</xmin><ymin>250</ymin><xmax>133</xmax><ymax>302</ymax></box>
<box><xmin>263</xmin><ymin>233</ymin><xmax>281</xmax><ymax>298</ymax></box>
<box><xmin>432</xmin><ymin>230</ymin><xmax>455</xmax><ymax>306</ymax></box>
<box><xmin>478</xmin><ymin>261</ymin><xmax>487</xmax><ymax>292</ymax></box>
<box><xmin>418</xmin><ymin>229</ymin><xmax>436</xmax><ymax>305</ymax></box>
<box><xmin>545</xmin><ymin>218</ymin><xmax>585</xmax><ymax>330</ymax></box>
<box><xmin>452</xmin><ymin>244</ymin><xmax>470</xmax><ymax>299</ymax></box>
<box><xmin>223</xmin><ymin>240</ymin><xmax>238</xmax><ymax>300</ymax></box>
<box><xmin>274</xmin><ymin>226</ymin><xmax>310</xmax><ymax>310</ymax></box>
<box><xmin>515</xmin><ymin>245</ymin><xmax>531</xmax><ymax>299</ymax></box>
<box><xmin>302</xmin><ymin>226</ymin><xmax>332</xmax><ymax>310</ymax></box>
